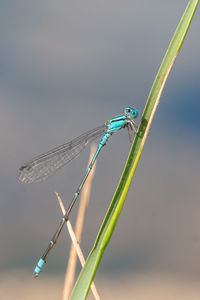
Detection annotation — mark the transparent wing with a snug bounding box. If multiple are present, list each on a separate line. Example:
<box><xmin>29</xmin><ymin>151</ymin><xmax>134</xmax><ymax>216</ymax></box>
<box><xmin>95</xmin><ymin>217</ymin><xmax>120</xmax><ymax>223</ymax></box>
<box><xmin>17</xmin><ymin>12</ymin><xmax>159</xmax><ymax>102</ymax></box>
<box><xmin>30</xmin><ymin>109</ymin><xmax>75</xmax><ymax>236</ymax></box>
<box><xmin>17</xmin><ymin>124</ymin><xmax>105</xmax><ymax>183</ymax></box>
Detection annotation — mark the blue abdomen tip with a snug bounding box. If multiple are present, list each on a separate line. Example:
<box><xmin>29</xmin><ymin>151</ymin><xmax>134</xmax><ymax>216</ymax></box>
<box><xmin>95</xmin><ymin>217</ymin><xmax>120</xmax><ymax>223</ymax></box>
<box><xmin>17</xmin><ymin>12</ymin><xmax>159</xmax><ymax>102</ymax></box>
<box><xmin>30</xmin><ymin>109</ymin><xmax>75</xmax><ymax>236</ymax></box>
<box><xmin>34</xmin><ymin>258</ymin><xmax>45</xmax><ymax>278</ymax></box>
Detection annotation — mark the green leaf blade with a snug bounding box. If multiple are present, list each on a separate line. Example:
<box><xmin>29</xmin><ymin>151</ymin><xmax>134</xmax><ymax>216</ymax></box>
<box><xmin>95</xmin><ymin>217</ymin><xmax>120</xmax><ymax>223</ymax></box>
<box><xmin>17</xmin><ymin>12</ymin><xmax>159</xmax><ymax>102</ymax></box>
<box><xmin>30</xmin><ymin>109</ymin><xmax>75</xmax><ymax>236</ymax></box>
<box><xmin>70</xmin><ymin>1</ymin><xmax>199</xmax><ymax>299</ymax></box>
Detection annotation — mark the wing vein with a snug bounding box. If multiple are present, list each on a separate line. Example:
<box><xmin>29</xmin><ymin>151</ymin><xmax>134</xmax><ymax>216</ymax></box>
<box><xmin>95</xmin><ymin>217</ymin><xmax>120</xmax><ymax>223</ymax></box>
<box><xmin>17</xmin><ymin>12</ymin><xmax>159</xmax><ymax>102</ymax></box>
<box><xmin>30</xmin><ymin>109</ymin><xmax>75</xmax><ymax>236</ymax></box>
<box><xmin>17</xmin><ymin>124</ymin><xmax>105</xmax><ymax>183</ymax></box>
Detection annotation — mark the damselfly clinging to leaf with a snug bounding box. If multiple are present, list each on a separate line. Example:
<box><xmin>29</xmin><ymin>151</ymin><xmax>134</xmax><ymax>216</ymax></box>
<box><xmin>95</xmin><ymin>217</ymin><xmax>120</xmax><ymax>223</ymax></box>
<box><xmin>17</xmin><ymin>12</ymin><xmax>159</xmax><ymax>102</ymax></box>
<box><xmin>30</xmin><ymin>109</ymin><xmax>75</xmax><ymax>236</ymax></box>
<box><xmin>17</xmin><ymin>106</ymin><xmax>138</xmax><ymax>277</ymax></box>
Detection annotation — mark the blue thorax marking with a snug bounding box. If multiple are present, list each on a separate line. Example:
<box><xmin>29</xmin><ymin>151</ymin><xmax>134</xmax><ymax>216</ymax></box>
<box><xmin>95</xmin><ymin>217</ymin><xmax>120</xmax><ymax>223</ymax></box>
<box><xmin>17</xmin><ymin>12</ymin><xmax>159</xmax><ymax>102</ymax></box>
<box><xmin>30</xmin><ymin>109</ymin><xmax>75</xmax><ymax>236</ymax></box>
<box><xmin>105</xmin><ymin>115</ymin><xmax>127</xmax><ymax>135</ymax></box>
<box><xmin>99</xmin><ymin>115</ymin><xmax>128</xmax><ymax>147</ymax></box>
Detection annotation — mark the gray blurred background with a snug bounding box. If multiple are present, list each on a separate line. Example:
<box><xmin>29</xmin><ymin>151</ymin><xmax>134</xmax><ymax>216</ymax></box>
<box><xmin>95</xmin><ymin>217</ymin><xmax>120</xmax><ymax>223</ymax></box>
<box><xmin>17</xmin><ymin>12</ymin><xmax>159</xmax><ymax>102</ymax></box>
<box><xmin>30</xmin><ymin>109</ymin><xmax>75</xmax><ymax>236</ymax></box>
<box><xmin>0</xmin><ymin>1</ymin><xmax>200</xmax><ymax>299</ymax></box>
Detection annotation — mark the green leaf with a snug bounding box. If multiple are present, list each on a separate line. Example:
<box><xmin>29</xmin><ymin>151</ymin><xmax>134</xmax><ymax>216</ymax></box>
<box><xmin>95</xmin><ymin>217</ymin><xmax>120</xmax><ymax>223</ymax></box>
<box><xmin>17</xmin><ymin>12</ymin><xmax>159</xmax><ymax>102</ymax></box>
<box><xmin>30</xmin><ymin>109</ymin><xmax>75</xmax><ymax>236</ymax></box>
<box><xmin>70</xmin><ymin>1</ymin><xmax>199</xmax><ymax>299</ymax></box>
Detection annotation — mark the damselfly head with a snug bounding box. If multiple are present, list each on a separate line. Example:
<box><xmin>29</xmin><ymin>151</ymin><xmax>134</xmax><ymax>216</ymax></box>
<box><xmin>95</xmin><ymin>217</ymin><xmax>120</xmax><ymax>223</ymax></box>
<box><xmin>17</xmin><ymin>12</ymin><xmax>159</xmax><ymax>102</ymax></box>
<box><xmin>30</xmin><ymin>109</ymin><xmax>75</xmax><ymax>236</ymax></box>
<box><xmin>124</xmin><ymin>107</ymin><xmax>138</xmax><ymax>119</ymax></box>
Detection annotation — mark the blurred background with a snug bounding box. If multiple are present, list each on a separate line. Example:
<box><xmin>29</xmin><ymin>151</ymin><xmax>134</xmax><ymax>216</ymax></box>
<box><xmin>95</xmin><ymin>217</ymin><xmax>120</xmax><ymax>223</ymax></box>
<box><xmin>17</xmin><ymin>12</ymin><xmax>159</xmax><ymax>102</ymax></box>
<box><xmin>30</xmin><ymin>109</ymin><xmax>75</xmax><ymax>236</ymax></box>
<box><xmin>0</xmin><ymin>1</ymin><xmax>200</xmax><ymax>299</ymax></box>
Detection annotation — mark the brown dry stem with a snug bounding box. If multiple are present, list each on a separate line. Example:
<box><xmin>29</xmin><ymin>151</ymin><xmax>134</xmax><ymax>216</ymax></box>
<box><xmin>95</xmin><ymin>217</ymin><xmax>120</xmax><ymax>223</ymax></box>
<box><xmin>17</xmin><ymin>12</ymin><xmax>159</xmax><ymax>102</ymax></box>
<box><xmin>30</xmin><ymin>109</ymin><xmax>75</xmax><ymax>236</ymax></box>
<box><xmin>55</xmin><ymin>144</ymin><xmax>100</xmax><ymax>299</ymax></box>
